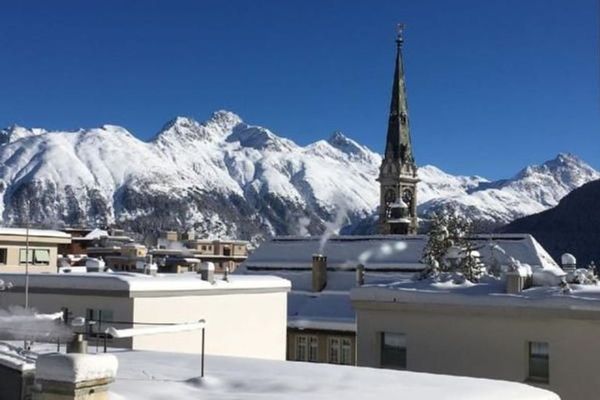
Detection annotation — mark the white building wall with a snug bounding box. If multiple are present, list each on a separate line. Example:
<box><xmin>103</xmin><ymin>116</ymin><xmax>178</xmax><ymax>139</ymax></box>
<box><xmin>132</xmin><ymin>291</ymin><xmax>287</xmax><ymax>360</ymax></box>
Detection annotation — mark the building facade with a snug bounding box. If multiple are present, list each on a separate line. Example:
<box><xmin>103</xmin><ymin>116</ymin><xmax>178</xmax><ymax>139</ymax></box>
<box><xmin>156</xmin><ymin>232</ymin><xmax>249</xmax><ymax>273</ymax></box>
<box><xmin>0</xmin><ymin>228</ymin><xmax>71</xmax><ymax>274</ymax></box>
<box><xmin>0</xmin><ymin>273</ymin><xmax>290</xmax><ymax>360</ymax></box>
<box><xmin>351</xmin><ymin>281</ymin><xmax>600</xmax><ymax>400</ymax></box>
<box><xmin>378</xmin><ymin>27</ymin><xmax>419</xmax><ymax>235</ymax></box>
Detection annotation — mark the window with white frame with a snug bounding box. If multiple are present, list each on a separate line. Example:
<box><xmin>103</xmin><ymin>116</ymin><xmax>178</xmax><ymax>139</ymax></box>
<box><xmin>308</xmin><ymin>336</ymin><xmax>318</xmax><ymax>362</ymax></box>
<box><xmin>380</xmin><ymin>332</ymin><xmax>407</xmax><ymax>369</ymax></box>
<box><xmin>341</xmin><ymin>338</ymin><xmax>352</xmax><ymax>365</ymax></box>
<box><xmin>328</xmin><ymin>336</ymin><xmax>353</xmax><ymax>365</ymax></box>
<box><xmin>296</xmin><ymin>336</ymin><xmax>308</xmax><ymax>361</ymax></box>
<box><xmin>528</xmin><ymin>341</ymin><xmax>549</xmax><ymax>383</ymax></box>
<box><xmin>328</xmin><ymin>337</ymin><xmax>340</xmax><ymax>364</ymax></box>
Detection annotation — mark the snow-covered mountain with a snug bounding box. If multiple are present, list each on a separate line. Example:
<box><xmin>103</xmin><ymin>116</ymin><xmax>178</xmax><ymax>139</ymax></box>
<box><xmin>0</xmin><ymin>111</ymin><xmax>597</xmax><ymax>241</ymax></box>
<box><xmin>417</xmin><ymin>153</ymin><xmax>600</xmax><ymax>229</ymax></box>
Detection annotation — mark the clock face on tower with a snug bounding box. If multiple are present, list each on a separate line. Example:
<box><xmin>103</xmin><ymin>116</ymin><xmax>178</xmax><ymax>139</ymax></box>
<box><xmin>402</xmin><ymin>188</ymin><xmax>413</xmax><ymax>210</ymax></box>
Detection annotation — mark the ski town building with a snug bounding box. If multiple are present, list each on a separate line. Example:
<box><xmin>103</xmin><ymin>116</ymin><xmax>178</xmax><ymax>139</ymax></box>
<box><xmin>0</xmin><ymin>228</ymin><xmax>71</xmax><ymax>274</ymax></box>
<box><xmin>155</xmin><ymin>230</ymin><xmax>249</xmax><ymax>273</ymax></box>
<box><xmin>0</xmin><ymin>271</ymin><xmax>290</xmax><ymax>360</ymax></box>
<box><xmin>350</xmin><ymin>255</ymin><xmax>600</xmax><ymax>400</ymax></box>
<box><xmin>239</xmin><ymin>233</ymin><xmax>560</xmax><ymax>366</ymax></box>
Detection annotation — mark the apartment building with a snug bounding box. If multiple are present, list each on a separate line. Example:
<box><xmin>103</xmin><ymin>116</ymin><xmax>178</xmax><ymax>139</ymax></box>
<box><xmin>0</xmin><ymin>228</ymin><xmax>71</xmax><ymax>274</ymax></box>
<box><xmin>0</xmin><ymin>271</ymin><xmax>290</xmax><ymax>360</ymax></box>
<box><xmin>156</xmin><ymin>231</ymin><xmax>249</xmax><ymax>273</ymax></box>
<box><xmin>350</xmin><ymin>264</ymin><xmax>598</xmax><ymax>400</ymax></box>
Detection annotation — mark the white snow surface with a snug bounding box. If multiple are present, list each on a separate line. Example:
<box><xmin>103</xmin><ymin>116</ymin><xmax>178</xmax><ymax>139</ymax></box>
<box><xmin>243</xmin><ymin>234</ymin><xmax>560</xmax><ymax>271</ymax></box>
<box><xmin>2</xmin><ymin>342</ymin><xmax>559</xmax><ymax>400</ymax></box>
<box><xmin>0</xmin><ymin>111</ymin><xmax>596</xmax><ymax>237</ymax></box>
<box><xmin>352</xmin><ymin>276</ymin><xmax>600</xmax><ymax>311</ymax></box>
<box><xmin>35</xmin><ymin>353</ymin><xmax>118</xmax><ymax>383</ymax></box>
<box><xmin>0</xmin><ymin>227</ymin><xmax>70</xmax><ymax>239</ymax></box>
<box><xmin>0</xmin><ymin>341</ymin><xmax>36</xmax><ymax>371</ymax></box>
<box><xmin>0</xmin><ymin>272</ymin><xmax>290</xmax><ymax>294</ymax></box>
<box><xmin>107</xmin><ymin>350</ymin><xmax>558</xmax><ymax>400</ymax></box>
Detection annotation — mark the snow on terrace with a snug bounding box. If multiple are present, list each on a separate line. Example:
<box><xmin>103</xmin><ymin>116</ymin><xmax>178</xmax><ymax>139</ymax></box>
<box><xmin>351</xmin><ymin>275</ymin><xmax>600</xmax><ymax>312</ymax></box>
<box><xmin>0</xmin><ymin>272</ymin><xmax>290</xmax><ymax>295</ymax></box>
<box><xmin>108</xmin><ymin>350</ymin><xmax>559</xmax><ymax>400</ymax></box>
<box><xmin>0</xmin><ymin>342</ymin><xmax>559</xmax><ymax>400</ymax></box>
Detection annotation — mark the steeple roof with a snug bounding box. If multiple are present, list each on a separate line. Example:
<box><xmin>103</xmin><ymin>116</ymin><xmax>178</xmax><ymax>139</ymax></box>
<box><xmin>384</xmin><ymin>27</ymin><xmax>415</xmax><ymax>166</ymax></box>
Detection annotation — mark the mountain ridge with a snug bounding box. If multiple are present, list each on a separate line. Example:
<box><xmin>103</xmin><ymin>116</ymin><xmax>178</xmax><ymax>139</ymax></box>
<box><xmin>0</xmin><ymin>111</ymin><xmax>597</xmax><ymax>242</ymax></box>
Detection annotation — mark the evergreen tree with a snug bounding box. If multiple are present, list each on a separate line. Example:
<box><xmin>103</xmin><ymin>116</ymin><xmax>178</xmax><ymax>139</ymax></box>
<box><xmin>421</xmin><ymin>208</ymin><xmax>475</xmax><ymax>280</ymax></box>
<box><xmin>460</xmin><ymin>241</ymin><xmax>484</xmax><ymax>282</ymax></box>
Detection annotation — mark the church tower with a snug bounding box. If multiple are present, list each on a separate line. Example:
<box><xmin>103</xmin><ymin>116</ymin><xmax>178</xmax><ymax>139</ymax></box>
<box><xmin>378</xmin><ymin>25</ymin><xmax>419</xmax><ymax>235</ymax></box>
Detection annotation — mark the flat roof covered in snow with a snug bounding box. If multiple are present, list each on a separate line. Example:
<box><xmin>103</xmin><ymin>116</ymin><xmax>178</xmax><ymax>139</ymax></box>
<box><xmin>0</xmin><ymin>227</ymin><xmax>71</xmax><ymax>242</ymax></box>
<box><xmin>0</xmin><ymin>272</ymin><xmax>290</xmax><ymax>298</ymax></box>
<box><xmin>351</xmin><ymin>277</ymin><xmax>600</xmax><ymax>315</ymax></box>
<box><xmin>109</xmin><ymin>349</ymin><xmax>558</xmax><ymax>400</ymax></box>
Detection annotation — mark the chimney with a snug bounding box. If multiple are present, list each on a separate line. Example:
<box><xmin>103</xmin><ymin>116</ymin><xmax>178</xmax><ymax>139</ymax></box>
<box><xmin>66</xmin><ymin>334</ymin><xmax>88</xmax><ymax>354</ymax></box>
<box><xmin>312</xmin><ymin>254</ymin><xmax>327</xmax><ymax>292</ymax></box>
<box><xmin>356</xmin><ymin>264</ymin><xmax>365</xmax><ymax>286</ymax></box>
<box><xmin>505</xmin><ymin>271</ymin><xmax>526</xmax><ymax>294</ymax></box>
<box><xmin>199</xmin><ymin>262</ymin><xmax>215</xmax><ymax>284</ymax></box>
<box><xmin>561</xmin><ymin>253</ymin><xmax>577</xmax><ymax>272</ymax></box>
<box><xmin>34</xmin><ymin>353</ymin><xmax>118</xmax><ymax>400</ymax></box>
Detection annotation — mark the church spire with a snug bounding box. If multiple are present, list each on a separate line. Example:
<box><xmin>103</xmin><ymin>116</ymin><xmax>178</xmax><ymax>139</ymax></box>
<box><xmin>384</xmin><ymin>24</ymin><xmax>414</xmax><ymax>166</ymax></box>
<box><xmin>378</xmin><ymin>24</ymin><xmax>419</xmax><ymax>235</ymax></box>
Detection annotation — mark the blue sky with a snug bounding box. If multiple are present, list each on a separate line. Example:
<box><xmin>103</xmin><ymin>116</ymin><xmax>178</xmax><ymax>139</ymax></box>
<box><xmin>0</xmin><ymin>0</ymin><xmax>597</xmax><ymax>179</ymax></box>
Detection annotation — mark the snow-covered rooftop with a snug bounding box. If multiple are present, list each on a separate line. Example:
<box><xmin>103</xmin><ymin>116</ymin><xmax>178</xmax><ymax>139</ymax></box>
<box><xmin>0</xmin><ymin>342</ymin><xmax>36</xmax><ymax>372</ymax></box>
<box><xmin>108</xmin><ymin>349</ymin><xmax>562</xmax><ymax>399</ymax></box>
<box><xmin>243</xmin><ymin>234</ymin><xmax>559</xmax><ymax>271</ymax></box>
<box><xmin>0</xmin><ymin>272</ymin><xmax>290</xmax><ymax>297</ymax></box>
<box><xmin>351</xmin><ymin>276</ymin><xmax>600</xmax><ymax>313</ymax></box>
<box><xmin>0</xmin><ymin>227</ymin><xmax>71</xmax><ymax>240</ymax></box>
<box><xmin>0</xmin><ymin>342</ymin><xmax>559</xmax><ymax>399</ymax></box>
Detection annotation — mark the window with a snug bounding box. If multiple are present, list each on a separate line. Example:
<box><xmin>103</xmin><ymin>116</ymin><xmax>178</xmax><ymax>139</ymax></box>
<box><xmin>296</xmin><ymin>336</ymin><xmax>307</xmax><ymax>361</ymax></box>
<box><xmin>296</xmin><ymin>335</ymin><xmax>318</xmax><ymax>362</ymax></box>
<box><xmin>381</xmin><ymin>332</ymin><xmax>407</xmax><ymax>369</ymax></box>
<box><xmin>34</xmin><ymin>249</ymin><xmax>50</xmax><ymax>265</ymax></box>
<box><xmin>341</xmin><ymin>338</ymin><xmax>352</xmax><ymax>365</ymax></box>
<box><xmin>328</xmin><ymin>337</ymin><xmax>353</xmax><ymax>365</ymax></box>
<box><xmin>19</xmin><ymin>249</ymin><xmax>33</xmax><ymax>264</ymax></box>
<box><xmin>0</xmin><ymin>248</ymin><xmax>6</xmax><ymax>264</ymax></box>
<box><xmin>86</xmin><ymin>308</ymin><xmax>114</xmax><ymax>324</ymax></box>
<box><xmin>528</xmin><ymin>341</ymin><xmax>549</xmax><ymax>383</ymax></box>
<box><xmin>86</xmin><ymin>308</ymin><xmax>114</xmax><ymax>339</ymax></box>
<box><xmin>19</xmin><ymin>249</ymin><xmax>51</xmax><ymax>265</ymax></box>
<box><xmin>308</xmin><ymin>336</ymin><xmax>318</xmax><ymax>362</ymax></box>
<box><xmin>328</xmin><ymin>337</ymin><xmax>340</xmax><ymax>364</ymax></box>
